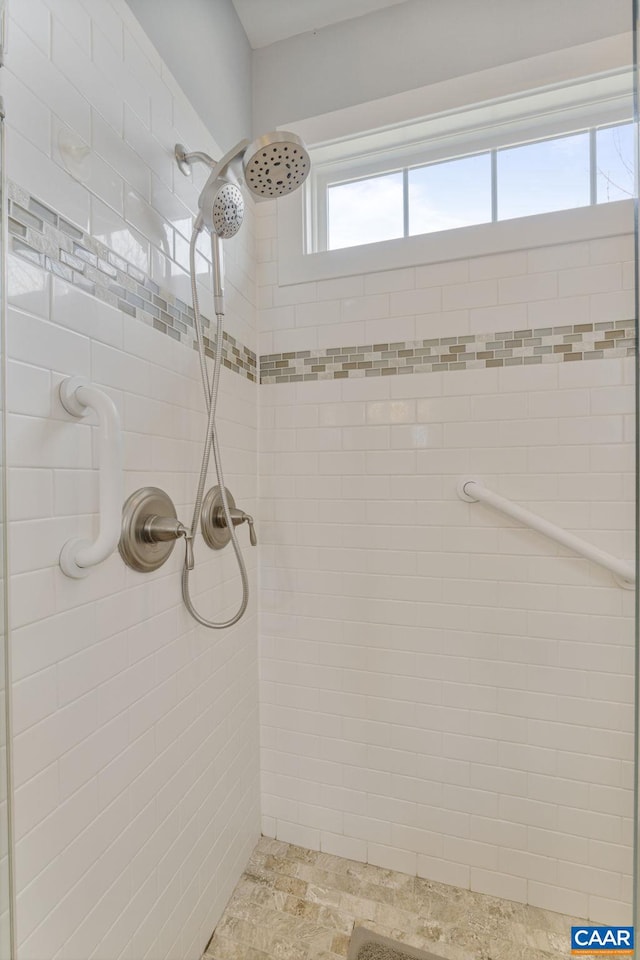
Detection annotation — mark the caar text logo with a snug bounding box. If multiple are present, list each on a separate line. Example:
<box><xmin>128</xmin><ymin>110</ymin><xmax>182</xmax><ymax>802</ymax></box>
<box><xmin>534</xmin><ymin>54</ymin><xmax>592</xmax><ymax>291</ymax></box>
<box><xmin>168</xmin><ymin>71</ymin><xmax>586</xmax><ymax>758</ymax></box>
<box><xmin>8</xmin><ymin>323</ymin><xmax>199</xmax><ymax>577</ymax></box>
<box><xmin>571</xmin><ymin>927</ymin><xmax>634</xmax><ymax>955</ymax></box>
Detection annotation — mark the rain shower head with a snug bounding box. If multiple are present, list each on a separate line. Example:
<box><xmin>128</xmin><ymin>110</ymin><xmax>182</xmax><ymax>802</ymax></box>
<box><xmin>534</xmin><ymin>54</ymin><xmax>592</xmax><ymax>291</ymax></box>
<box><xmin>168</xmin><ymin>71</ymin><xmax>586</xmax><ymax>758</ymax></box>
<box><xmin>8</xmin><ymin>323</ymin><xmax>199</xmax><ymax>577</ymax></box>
<box><xmin>175</xmin><ymin>130</ymin><xmax>311</xmax><ymax>215</ymax></box>
<box><xmin>175</xmin><ymin>131</ymin><xmax>311</xmax><ymax>315</ymax></box>
<box><xmin>242</xmin><ymin>131</ymin><xmax>310</xmax><ymax>199</ymax></box>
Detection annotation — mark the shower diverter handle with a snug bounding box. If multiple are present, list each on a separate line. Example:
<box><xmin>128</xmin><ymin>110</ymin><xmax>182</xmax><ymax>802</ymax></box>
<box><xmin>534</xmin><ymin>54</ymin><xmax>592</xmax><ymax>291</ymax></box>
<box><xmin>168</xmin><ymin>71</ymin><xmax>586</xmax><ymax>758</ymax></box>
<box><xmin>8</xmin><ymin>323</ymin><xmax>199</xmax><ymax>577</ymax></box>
<box><xmin>201</xmin><ymin>486</ymin><xmax>257</xmax><ymax>549</ymax></box>
<box><xmin>221</xmin><ymin>507</ymin><xmax>258</xmax><ymax>546</ymax></box>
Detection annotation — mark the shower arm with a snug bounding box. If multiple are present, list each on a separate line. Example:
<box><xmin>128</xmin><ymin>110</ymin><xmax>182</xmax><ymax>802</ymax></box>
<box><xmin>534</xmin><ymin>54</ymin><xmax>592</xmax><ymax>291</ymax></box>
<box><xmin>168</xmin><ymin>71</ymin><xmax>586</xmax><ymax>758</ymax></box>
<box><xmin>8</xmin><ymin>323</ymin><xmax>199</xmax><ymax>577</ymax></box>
<box><xmin>175</xmin><ymin>147</ymin><xmax>216</xmax><ymax>170</ymax></box>
<box><xmin>175</xmin><ymin>140</ymin><xmax>250</xmax><ymax>182</ymax></box>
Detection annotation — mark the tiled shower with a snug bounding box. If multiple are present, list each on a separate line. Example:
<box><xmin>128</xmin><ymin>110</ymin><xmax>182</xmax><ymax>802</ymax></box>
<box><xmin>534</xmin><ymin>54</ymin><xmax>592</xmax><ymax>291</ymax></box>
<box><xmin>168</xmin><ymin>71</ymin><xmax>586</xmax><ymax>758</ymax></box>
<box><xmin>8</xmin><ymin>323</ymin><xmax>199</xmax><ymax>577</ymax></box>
<box><xmin>0</xmin><ymin>0</ymin><xmax>636</xmax><ymax>958</ymax></box>
<box><xmin>258</xmin><ymin>237</ymin><xmax>635</xmax><ymax>921</ymax></box>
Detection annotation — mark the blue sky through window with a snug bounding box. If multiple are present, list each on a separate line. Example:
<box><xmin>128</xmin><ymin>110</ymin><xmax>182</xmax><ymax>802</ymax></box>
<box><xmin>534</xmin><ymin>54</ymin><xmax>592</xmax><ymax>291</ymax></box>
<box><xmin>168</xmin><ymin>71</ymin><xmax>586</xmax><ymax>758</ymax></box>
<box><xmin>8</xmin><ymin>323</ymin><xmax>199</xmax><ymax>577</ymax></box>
<box><xmin>326</xmin><ymin>122</ymin><xmax>635</xmax><ymax>250</ymax></box>
<box><xmin>497</xmin><ymin>132</ymin><xmax>590</xmax><ymax>220</ymax></box>
<box><xmin>328</xmin><ymin>171</ymin><xmax>403</xmax><ymax>250</ymax></box>
<box><xmin>409</xmin><ymin>153</ymin><xmax>492</xmax><ymax>235</ymax></box>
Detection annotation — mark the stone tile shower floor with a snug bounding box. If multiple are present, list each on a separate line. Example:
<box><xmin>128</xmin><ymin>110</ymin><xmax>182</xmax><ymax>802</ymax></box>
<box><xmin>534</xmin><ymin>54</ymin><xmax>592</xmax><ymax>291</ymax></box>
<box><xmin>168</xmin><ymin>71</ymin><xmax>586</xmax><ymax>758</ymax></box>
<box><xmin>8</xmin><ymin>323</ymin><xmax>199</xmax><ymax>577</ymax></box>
<box><xmin>202</xmin><ymin>838</ymin><xmax>577</xmax><ymax>960</ymax></box>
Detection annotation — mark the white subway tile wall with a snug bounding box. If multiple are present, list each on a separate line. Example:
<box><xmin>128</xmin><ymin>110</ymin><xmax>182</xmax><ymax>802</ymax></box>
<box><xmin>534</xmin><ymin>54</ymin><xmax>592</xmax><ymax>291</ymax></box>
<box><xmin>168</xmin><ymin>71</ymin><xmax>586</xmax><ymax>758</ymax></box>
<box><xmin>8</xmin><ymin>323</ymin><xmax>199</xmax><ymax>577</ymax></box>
<box><xmin>5</xmin><ymin>1</ymin><xmax>260</xmax><ymax>958</ymax></box>
<box><xmin>258</xmin><ymin>198</ymin><xmax>635</xmax><ymax>922</ymax></box>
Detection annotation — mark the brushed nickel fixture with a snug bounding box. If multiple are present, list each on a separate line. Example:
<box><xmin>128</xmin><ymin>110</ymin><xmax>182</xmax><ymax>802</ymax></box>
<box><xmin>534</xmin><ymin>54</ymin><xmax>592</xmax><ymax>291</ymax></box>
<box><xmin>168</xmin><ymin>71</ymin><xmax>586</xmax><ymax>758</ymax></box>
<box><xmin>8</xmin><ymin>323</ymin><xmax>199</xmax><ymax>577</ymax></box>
<box><xmin>118</xmin><ymin>483</ymin><xmax>257</xmax><ymax>573</ymax></box>
<box><xmin>175</xmin><ymin>131</ymin><xmax>310</xmax><ymax>199</ymax></box>
<box><xmin>201</xmin><ymin>486</ymin><xmax>257</xmax><ymax>551</ymax></box>
<box><xmin>119</xmin><ymin>487</ymin><xmax>188</xmax><ymax>573</ymax></box>
<box><xmin>170</xmin><ymin>130</ymin><xmax>310</xmax><ymax>629</ymax></box>
<box><xmin>119</xmin><ymin>131</ymin><xmax>309</xmax><ymax>628</ymax></box>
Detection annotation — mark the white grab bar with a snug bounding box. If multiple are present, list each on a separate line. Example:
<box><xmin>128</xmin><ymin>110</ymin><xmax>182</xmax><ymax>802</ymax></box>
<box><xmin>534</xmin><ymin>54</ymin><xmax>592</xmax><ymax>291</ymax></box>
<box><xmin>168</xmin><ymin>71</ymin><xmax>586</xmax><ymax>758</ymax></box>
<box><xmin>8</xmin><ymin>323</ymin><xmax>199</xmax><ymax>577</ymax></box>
<box><xmin>457</xmin><ymin>477</ymin><xmax>635</xmax><ymax>589</ymax></box>
<box><xmin>59</xmin><ymin>377</ymin><xmax>123</xmax><ymax>578</ymax></box>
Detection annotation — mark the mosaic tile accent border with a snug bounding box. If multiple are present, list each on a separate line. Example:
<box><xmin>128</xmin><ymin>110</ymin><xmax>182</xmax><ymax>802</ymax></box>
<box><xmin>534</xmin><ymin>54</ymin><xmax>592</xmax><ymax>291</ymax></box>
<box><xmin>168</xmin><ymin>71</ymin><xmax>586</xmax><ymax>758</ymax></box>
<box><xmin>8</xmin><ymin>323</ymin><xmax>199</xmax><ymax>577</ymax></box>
<box><xmin>260</xmin><ymin>320</ymin><xmax>636</xmax><ymax>384</ymax></box>
<box><xmin>7</xmin><ymin>182</ymin><xmax>257</xmax><ymax>383</ymax></box>
<box><xmin>8</xmin><ymin>184</ymin><xmax>635</xmax><ymax>389</ymax></box>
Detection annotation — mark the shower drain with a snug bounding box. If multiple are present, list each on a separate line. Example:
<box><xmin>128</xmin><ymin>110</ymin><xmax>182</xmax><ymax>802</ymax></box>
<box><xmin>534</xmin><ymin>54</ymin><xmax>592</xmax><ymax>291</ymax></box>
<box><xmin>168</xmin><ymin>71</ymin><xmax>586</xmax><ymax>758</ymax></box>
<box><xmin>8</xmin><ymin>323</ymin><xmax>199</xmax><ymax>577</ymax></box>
<box><xmin>347</xmin><ymin>927</ymin><xmax>445</xmax><ymax>960</ymax></box>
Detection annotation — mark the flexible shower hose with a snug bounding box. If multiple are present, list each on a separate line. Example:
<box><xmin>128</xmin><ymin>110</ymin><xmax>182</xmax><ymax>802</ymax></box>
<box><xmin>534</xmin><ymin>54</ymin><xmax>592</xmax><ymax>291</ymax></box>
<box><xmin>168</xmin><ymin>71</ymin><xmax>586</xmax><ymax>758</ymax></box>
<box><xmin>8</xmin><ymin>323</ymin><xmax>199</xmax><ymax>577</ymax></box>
<box><xmin>180</xmin><ymin>227</ymin><xmax>249</xmax><ymax>628</ymax></box>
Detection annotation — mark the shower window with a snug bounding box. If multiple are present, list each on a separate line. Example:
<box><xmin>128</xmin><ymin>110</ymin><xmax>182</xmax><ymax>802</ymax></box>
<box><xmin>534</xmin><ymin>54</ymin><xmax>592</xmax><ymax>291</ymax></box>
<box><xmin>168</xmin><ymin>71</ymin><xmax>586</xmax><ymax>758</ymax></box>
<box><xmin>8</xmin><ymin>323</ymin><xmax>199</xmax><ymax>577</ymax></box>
<box><xmin>322</xmin><ymin>121</ymin><xmax>634</xmax><ymax>251</ymax></box>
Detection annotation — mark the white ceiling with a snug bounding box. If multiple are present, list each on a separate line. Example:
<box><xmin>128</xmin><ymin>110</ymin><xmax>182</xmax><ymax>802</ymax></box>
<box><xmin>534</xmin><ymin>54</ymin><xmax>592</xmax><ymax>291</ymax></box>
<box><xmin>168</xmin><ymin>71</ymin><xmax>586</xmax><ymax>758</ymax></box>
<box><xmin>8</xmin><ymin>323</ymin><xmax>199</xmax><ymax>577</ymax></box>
<box><xmin>231</xmin><ymin>0</ymin><xmax>410</xmax><ymax>48</ymax></box>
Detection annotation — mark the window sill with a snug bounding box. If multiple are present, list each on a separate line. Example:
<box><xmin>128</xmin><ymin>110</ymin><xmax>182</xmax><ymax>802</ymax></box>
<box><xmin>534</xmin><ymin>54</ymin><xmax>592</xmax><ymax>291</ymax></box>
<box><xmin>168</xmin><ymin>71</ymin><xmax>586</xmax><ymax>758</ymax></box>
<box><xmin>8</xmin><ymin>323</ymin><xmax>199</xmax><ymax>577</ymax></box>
<box><xmin>277</xmin><ymin>199</ymin><xmax>634</xmax><ymax>287</ymax></box>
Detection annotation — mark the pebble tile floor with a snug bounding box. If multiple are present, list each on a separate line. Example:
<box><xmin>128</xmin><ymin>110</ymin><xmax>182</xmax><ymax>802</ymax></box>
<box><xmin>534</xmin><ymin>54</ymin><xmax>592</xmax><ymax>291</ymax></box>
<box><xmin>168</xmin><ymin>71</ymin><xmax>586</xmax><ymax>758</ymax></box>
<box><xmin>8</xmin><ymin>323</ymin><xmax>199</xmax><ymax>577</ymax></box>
<box><xmin>202</xmin><ymin>838</ymin><xmax>579</xmax><ymax>960</ymax></box>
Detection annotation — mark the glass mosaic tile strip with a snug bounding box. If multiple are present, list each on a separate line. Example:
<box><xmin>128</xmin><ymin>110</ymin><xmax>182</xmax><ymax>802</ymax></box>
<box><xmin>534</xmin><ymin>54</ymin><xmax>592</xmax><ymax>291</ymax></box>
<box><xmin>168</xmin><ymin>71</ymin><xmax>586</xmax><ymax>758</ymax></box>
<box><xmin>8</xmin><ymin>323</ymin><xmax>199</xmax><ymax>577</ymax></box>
<box><xmin>8</xmin><ymin>182</ymin><xmax>257</xmax><ymax>384</ymax></box>
<box><xmin>12</xmin><ymin>183</ymin><xmax>632</xmax><ymax>389</ymax></box>
<box><xmin>260</xmin><ymin>318</ymin><xmax>636</xmax><ymax>384</ymax></box>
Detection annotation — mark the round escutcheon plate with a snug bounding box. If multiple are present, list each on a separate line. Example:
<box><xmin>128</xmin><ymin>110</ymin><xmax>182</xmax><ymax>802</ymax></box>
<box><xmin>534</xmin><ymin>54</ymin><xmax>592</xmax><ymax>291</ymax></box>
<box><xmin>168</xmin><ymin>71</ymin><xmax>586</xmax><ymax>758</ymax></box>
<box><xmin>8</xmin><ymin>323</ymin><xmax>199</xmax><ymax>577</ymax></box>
<box><xmin>201</xmin><ymin>486</ymin><xmax>236</xmax><ymax>550</ymax></box>
<box><xmin>119</xmin><ymin>486</ymin><xmax>179</xmax><ymax>573</ymax></box>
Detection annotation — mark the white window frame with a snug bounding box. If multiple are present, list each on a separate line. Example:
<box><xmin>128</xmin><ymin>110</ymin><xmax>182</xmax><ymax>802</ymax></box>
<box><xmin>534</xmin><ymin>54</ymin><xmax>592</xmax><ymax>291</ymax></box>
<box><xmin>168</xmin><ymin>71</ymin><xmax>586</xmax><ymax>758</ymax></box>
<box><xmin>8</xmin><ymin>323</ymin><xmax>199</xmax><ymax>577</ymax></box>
<box><xmin>319</xmin><ymin>119</ymin><xmax>635</xmax><ymax>252</ymax></box>
<box><xmin>276</xmin><ymin>35</ymin><xmax>635</xmax><ymax>287</ymax></box>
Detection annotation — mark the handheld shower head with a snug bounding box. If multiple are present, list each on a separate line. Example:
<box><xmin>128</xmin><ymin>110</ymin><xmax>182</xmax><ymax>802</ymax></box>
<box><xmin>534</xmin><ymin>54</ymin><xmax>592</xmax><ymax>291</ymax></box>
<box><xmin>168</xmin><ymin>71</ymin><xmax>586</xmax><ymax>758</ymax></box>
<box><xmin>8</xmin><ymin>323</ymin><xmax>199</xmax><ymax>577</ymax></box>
<box><xmin>242</xmin><ymin>131</ymin><xmax>310</xmax><ymax>199</ymax></box>
<box><xmin>195</xmin><ymin>178</ymin><xmax>245</xmax><ymax>315</ymax></box>
<box><xmin>175</xmin><ymin>131</ymin><xmax>312</xmax><ymax>631</ymax></box>
<box><xmin>198</xmin><ymin>178</ymin><xmax>244</xmax><ymax>238</ymax></box>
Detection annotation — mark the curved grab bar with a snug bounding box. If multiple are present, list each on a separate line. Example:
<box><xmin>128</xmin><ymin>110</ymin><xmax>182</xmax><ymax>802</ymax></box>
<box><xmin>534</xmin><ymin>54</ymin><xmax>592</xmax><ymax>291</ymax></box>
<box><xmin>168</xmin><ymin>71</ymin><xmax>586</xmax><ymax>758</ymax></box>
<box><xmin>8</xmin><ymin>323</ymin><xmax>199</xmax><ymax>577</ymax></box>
<box><xmin>59</xmin><ymin>377</ymin><xmax>124</xmax><ymax>578</ymax></box>
<box><xmin>457</xmin><ymin>477</ymin><xmax>635</xmax><ymax>589</ymax></box>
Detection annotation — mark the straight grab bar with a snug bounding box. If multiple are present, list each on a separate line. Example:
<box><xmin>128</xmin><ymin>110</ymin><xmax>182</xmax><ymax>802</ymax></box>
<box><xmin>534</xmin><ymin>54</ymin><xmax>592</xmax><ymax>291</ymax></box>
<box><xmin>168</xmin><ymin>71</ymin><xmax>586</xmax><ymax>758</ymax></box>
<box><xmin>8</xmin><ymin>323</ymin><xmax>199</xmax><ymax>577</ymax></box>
<box><xmin>59</xmin><ymin>377</ymin><xmax>124</xmax><ymax>578</ymax></box>
<box><xmin>457</xmin><ymin>477</ymin><xmax>635</xmax><ymax>589</ymax></box>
